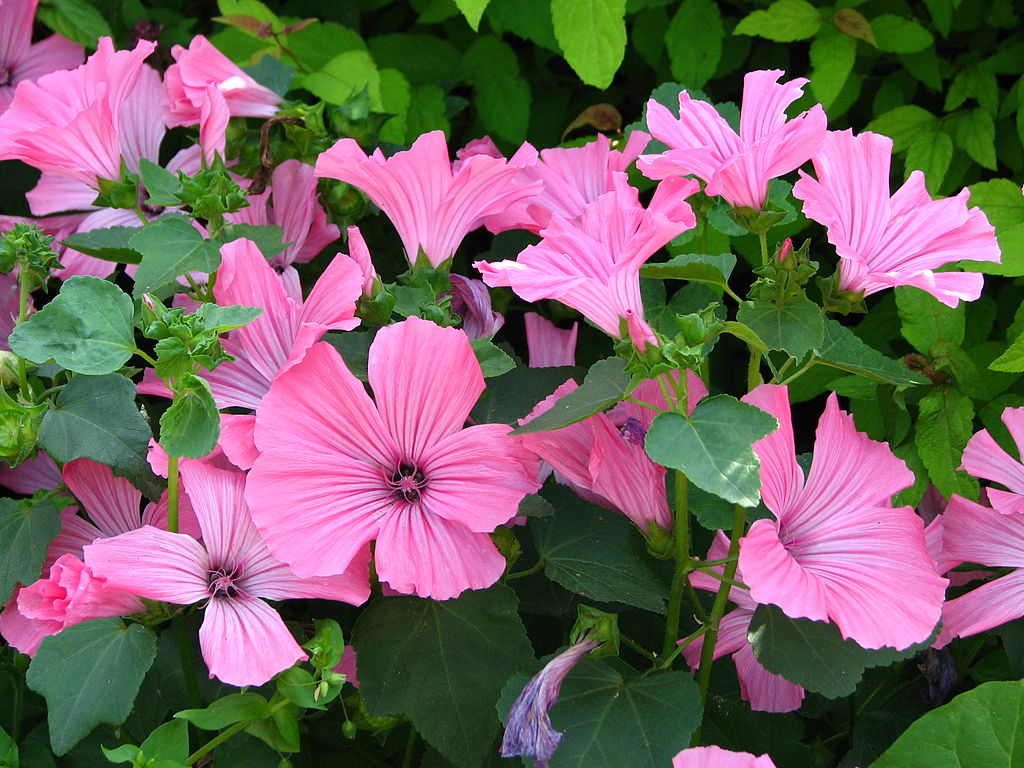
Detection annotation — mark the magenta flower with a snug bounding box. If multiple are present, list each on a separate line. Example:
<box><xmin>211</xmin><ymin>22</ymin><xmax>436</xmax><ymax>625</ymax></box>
<box><xmin>683</xmin><ymin>533</ymin><xmax>804</xmax><ymax>713</ymax></box>
<box><xmin>86</xmin><ymin>459</ymin><xmax>370</xmax><ymax>687</ymax></box>
<box><xmin>638</xmin><ymin>70</ymin><xmax>826</xmax><ymax>210</ymax></box>
<box><xmin>959</xmin><ymin>406</ymin><xmax>1024</xmax><ymax>514</ymax></box>
<box><xmin>138</xmin><ymin>238</ymin><xmax>363</xmax><ymax>469</ymax></box>
<box><xmin>500</xmin><ymin>637</ymin><xmax>598</xmax><ymax>766</ymax></box>
<box><xmin>739</xmin><ymin>384</ymin><xmax>946</xmax><ymax>650</ymax></box>
<box><xmin>315</xmin><ymin>130</ymin><xmax>541</xmax><ymax>268</ymax></box>
<box><xmin>524</xmin><ymin>313</ymin><xmax>577</xmax><ymax>368</ymax></box>
<box><xmin>0</xmin><ymin>37</ymin><xmax>156</xmax><ymax>186</ymax></box>
<box><xmin>792</xmin><ymin>129</ymin><xmax>1000</xmax><ymax>307</ymax></box>
<box><xmin>476</xmin><ymin>174</ymin><xmax>697</xmax><ymax>348</ymax></box>
<box><xmin>245</xmin><ymin>316</ymin><xmax>541</xmax><ymax>600</ymax></box>
<box><xmin>672</xmin><ymin>746</ymin><xmax>778</xmax><ymax>768</ymax></box>
<box><xmin>0</xmin><ymin>0</ymin><xmax>83</xmax><ymax>113</ymax></box>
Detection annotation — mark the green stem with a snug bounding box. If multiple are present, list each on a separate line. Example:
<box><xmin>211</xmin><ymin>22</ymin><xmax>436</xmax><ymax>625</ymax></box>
<box><xmin>11</xmin><ymin>675</ymin><xmax>23</xmax><ymax>742</ymax></box>
<box><xmin>758</xmin><ymin>232</ymin><xmax>770</xmax><ymax>266</ymax></box>
<box><xmin>747</xmin><ymin>345</ymin><xmax>762</xmax><ymax>391</ymax></box>
<box><xmin>685</xmin><ymin>581</ymin><xmax>709</xmax><ymax>623</ymax></box>
<box><xmin>167</xmin><ymin>454</ymin><xmax>180</xmax><ymax>534</ymax></box>
<box><xmin>658</xmin><ymin>625</ymin><xmax>708</xmax><ymax>669</ymax></box>
<box><xmin>186</xmin><ymin>696</ymin><xmax>290</xmax><ymax>765</ymax></box>
<box><xmin>623</xmin><ymin>396</ymin><xmax>664</xmax><ymax>414</ymax></box>
<box><xmin>621</xmin><ymin>634</ymin><xmax>658</xmax><ymax>664</ymax></box>
<box><xmin>691</xmin><ymin>504</ymin><xmax>746</xmax><ymax>745</ymax></box>
<box><xmin>400</xmin><ymin>726</ymin><xmax>418</xmax><ymax>768</ymax></box>
<box><xmin>777</xmin><ymin>358</ymin><xmax>818</xmax><ymax>386</ymax></box>
<box><xmin>132</xmin><ymin>205</ymin><xmax>150</xmax><ymax>227</ymax></box>
<box><xmin>689</xmin><ymin>565</ymin><xmax>747</xmax><ymax>590</ymax></box>
<box><xmin>133</xmin><ymin>348</ymin><xmax>159</xmax><ymax>367</ymax></box>
<box><xmin>15</xmin><ymin>271</ymin><xmax>31</xmax><ymax>400</ymax></box>
<box><xmin>506</xmin><ymin>560</ymin><xmax>545</xmax><ymax>580</ymax></box>
<box><xmin>660</xmin><ymin>469</ymin><xmax>691</xmax><ymax>661</ymax></box>
<box><xmin>174</xmin><ymin>614</ymin><xmax>202</xmax><ymax>711</ymax></box>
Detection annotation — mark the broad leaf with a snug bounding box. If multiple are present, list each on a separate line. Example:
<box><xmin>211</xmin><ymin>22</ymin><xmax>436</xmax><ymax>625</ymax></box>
<box><xmin>461</xmin><ymin>36</ymin><xmax>529</xmax><ymax>144</ymax></box>
<box><xmin>749</xmin><ymin>604</ymin><xmax>929</xmax><ymax>699</ymax></box>
<box><xmin>302</xmin><ymin>50</ymin><xmax>381</xmax><ymax>108</ymax></box>
<box><xmin>470</xmin><ymin>339</ymin><xmax>515</xmax><ymax>378</ymax></box>
<box><xmin>551</xmin><ymin>0</ymin><xmax>627</xmax><ymax>89</ymax></box>
<box><xmin>640</xmin><ymin>253</ymin><xmax>737</xmax><ymax>298</ymax></box>
<box><xmin>472</xmin><ymin>363</ymin><xmax>578</xmax><ymax>425</ymax></box>
<box><xmin>872</xmin><ymin>680</ymin><xmax>1024</xmax><ymax>767</ymax></box>
<box><xmin>810</xmin><ymin>29</ymin><xmax>856</xmax><ymax>109</ymax></box>
<box><xmin>990</xmin><ymin>332</ymin><xmax>1024</xmax><ymax>372</ymax></box>
<box><xmin>0</xmin><ymin>498</ymin><xmax>61</xmax><ymax>600</ymax></box>
<box><xmin>865</xmin><ymin>106</ymin><xmax>938</xmax><ymax>152</ymax></box>
<box><xmin>734</xmin><ymin>0</ymin><xmax>822</xmax><ymax>42</ymax></box>
<box><xmin>736</xmin><ymin>297</ymin><xmax>824</xmax><ymax>360</ymax></box>
<box><xmin>548</xmin><ymin>661</ymin><xmax>702</xmax><ymax>768</ymax></box>
<box><xmin>646</xmin><ymin>395</ymin><xmax>778</xmax><ymax>507</ymax></box>
<box><xmin>872</xmin><ymin>14</ymin><xmax>933</xmax><ymax>53</ymax></box>
<box><xmin>665</xmin><ymin>0</ymin><xmax>723</xmax><ymax>89</ymax></box>
<box><xmin>27</xmin><ymin>619</ymin><xmax>156</xmax><ymax>755</ymax></box>
<box><xmin>36</xmin><ymin>0</ymin><xmax>112</xmax><ymax>48</ymax></box>
<box><xmin>962</xmin><ymin>179</ymin><xmax>1024</xmax><ymax>277</ymax></box>
<box><xmin>130</xmin><ymin>215</ymin><xmax>223</xmax><ymax>298</ymax></box>
<box><xmin>915</xmin><ymin>389</ymin><xmax>978</xmax><ymax>500</ymax></box>
<box><xmin>220</xmin><ymin>224</ymin><xmax>288</xmax><ymax>259</ymax></box>
<box><xmin>138</xmin><ymin>158</ymin><xmax>183</xmax><ymax>207</ymax></box>
<box><xmin>815</xmin><ymin>318</ymin><xmax>926</xmax><ymax>386</ymax></box>
<box><xmin>61</xmin><ymin>227</ymin><xmax>142</xmax><ymax>264</ymax></box>
<box><xmin>10</xmin><ymin>276</ymin><xmax>135</xmax><ymax>375</ymax></box>
<box><xmin>533</xmin><ymin>485</ymin><xmax>672</xmax><ymax>614</ymax></box>
<box><xmin>38</xmin><ymin>374</ymin><xmax>159</xmax><ymax>499</ymax></box>
<box><xmin>512</xmin><ymin>357</ymin><xmax>629</xmax><ymax>435</ymax></box>
<box><xmin>352</xmin><ymin>586</ymin><xmax>533</xmax><ymax>768</ymax></box>
<box><xmin>905</xmin><ymin>130</ymin><xmax>953</xmax><ymax>194</ymax></box>
<box><xmin>159</xmin><ymin>373</ymin><xmax>220</xmax><ymax>459</ymax></box>
<box><xmin>895</xmin><ymin>286</ymin><xmax>966</xmax><ymax>353</ymax></box>
<box><xmin>0</xmin><ymin>725</ymin><xmax>16</xmax><ymax>768</ymax></box>
<box><xmin>176</xmin><ymin>694</ymin><xmax>272</xmax><ymax>730</ymax></box>
<box><xmin>194</xmin><ymin>304</ymin><xmax>263</xmax><ymax>333</ymax></box>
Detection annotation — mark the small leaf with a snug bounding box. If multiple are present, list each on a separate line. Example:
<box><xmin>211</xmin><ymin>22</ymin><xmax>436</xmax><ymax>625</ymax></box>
<box><xmin>469</xmin><ymin>339</ymin><xmax>515</xmax><ymax>378</ymax></box>
<box><xmin>462</xmin><ymin>36</ymin><xmax>529</xmax><ymax>144</ymax></box>
<box><xmin>36</xmin><ymin>0</ymin><xmax>112</xmax><ymax>49</ymax></box>
<box><xmin>960</xmin><ymin>179</ymin><xmax>1024</xmax><ymax>277</ymax></box>
<box><xmin>512</xmin><ymin>357</ymin><xmax>630</xmax><ymax>435</ymax></box>
<box><xmin>872</xmin><ymin>14</ymin><xmax>933</xmax><ymax>54</ymax></box>
<box><xmin>0</xmin><ymin>498</ymin><xmax>61</xmax><ymax>601</ymax></box>
<box><xmin>832</xmin><ymin>7</ymin><xmax>875</xmax><ymax>45</ymax></box>
<box><xmin>138</xmin><ymin>159</ymin><xmax>183</xmax><ymax>207</ymax></box>
<box><xmin>815</xmin><ymin>318</ymin><xmax>927</xmax><ymax>386</ymax></box>
<box><xmin>138</xmin><ymin>720</ymin><xmax>189</xmax><ymax>765</ymax></box>
<box><xmin>734</xmin><ymin>0</ymin><xmax>822</xmax><ymax>42</ymax></box>
<box><xmin>665</xmin><ymin>0</ymin><xmax>723</xmax><ymax>90</ymax></box>
<box><xmin>905</xmin><ymin>130</ymin><xmax>953</xmax><ymax>194</ymax></box>
<box><xmin>736</xmin><ymin>297</ymin><xmax>825</xmax><ymax>360</ymax></box>
<box><xmin>219</xmin><ymin>224</ymin><xmax>288</xmax><ymax>259</ymax></box>
<box><xmin>10</xmin><ymin>276</ymin><xmax>136</xmax><ymax>375</ymax></box>
<box><xmin>551</xmin><ymin>0</ymin><xmax>627</xmax><ymax>89</ymax></box>
<box><xmin>640</xmin><ymin>253</ymin><xmax>737</xmax><ymax>298</ymax></box>
<box><xmin>990</xmin><ymin>332</ymin><xmax>1024</xmax><ymax>372</ymax></box>
<box><xmin>194</xmin><ymin>303</ymin><xmax>263</xmax><ymax>333</ymax></box>
<box><xmin>915</xmin><ymin>388</ymin><xmax>978</xmax><ymax>500</ymax></box>
<box><xmin>62</xmin><ymin>227</ymin><xmax>142</xmax><ymax>265</ymax></box>
<box><xmin>646</xmin><ymin>395</ymin><xmax>778</xmax><ymax>507</ymax></box>
<box><xmin>0</xmin><ymin>724</ymin><xmax>16</xmax><ymax>768</ymax></box>
<box><xmin>896</xmin><ymin>286</ymin><xmax>965</xmax><ymax>353</ymax></box>
<box><xmin>452</xmin><ymin>0</ymin><xmax>490</xmax><ymax>30</ymax></box>
<box><xmin>865</xmin><ymin>105</ymin><xmax>938</xmax><ymax>152</ymax></box>
<box><xmin>176</xmin><ymin>693</ymin><xmax>272</xmax><ymax>730</ymax></box>
<box><xmin>952</xmin><ymin>108</ymin><xmax>997</xmax><ymax>171</ymax></box>
<box><xmin>810</xmin><ymin>30</ymin><xmax>857</xmax><ymax>109</ymax></box>
<box><xmin>27</xmin><ymin>619</ymin><xmax>157</xmax><ymax>755</ymax></box>
<box><xmin>130</xmin><ymin>215</ymin><xmax>223</xmax><ymax>299</ymax></box>
<box><xmin>302</xmin><ymin>50</ymin><xmax>381</xmax><ymax>108</ymax></box>
<box><xmin>159</xmin><ymin>373</ymin><xmax>220</xmax><ymax>459</ymax></box>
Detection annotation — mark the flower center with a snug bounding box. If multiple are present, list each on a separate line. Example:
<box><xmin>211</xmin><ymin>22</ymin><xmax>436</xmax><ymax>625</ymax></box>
<box><xmin>619</xmin><ymin>416</ymin><xmax>646</xmax><ymax>447</ymax></box>
<box><xmin>207</xmin><ymin>565</ymin><xmax>241</xmax><ymax>598</ymax></box>
<box><xmin>0</xmin><ymin>65</ymin><xmax>10</xmax><ymax>88</ymax></box>
<box><xmin>388</xmin><ymin>462</ymin><xmax>427</xmax><ymax>503</ymax></box>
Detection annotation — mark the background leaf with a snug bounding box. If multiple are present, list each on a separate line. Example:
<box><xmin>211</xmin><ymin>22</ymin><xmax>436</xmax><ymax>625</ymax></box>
<box><xmin>512</xmin><ymin>357</ymin><xmax>629</xmax><ymax>435</ymax></box>
<box><xmin>551</xmin><ymin>0</ymin><xmax>627</xmax><ymax>89</ymax></box>
<box><xmin>0</xmin><ymin>498</ymin><xmax>61</xmax><ymax>601</ymax></box>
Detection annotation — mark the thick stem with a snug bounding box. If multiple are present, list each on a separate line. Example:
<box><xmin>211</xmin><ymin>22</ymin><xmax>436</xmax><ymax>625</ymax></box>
<box><xmin>758</xmin><ymin>232</ymin><xmax>770</xmax><ymax>266</ymax></box>
<box><xmin>747</xmin><ymin>346</ymin><xmax>762</xmax><ymax>391</ymax></box>
<box><xmin>15</xmin><ymin>272</ymin><xmax>31</xmax><ymax>400</ymax></box>
<box><xmin>660</xmin><ymin>469</ymin><xmax>691</xmax><ymax>660</ymax></box>
<box><xmin>167</xmin><ymin>454</ymin><xmax>180</xmax><ymax>534</ymax></box>
<box><xmin>400</xmin><ymin>726</ymin><xmax>418</xmax><ymax>768</ymax></box>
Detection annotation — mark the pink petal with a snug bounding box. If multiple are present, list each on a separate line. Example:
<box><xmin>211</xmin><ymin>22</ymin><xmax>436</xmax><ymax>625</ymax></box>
<box><xmin>218</xmin><ymin>413</ymin><xmax>258</xmax><ymax>470</ymax></box>
<box><xmin>11</xmin><ymin>33</ymin><xmax>84</xmax><ymax>85</ymax></box>
<box><xmin>62</xmin><ymin>458</ymin><xmax>143</xmax><ymax>537</ymax></box>
<box><xmin>942</xmin><ymin>494</ymin><xmax>1024</xmax><ymax>567</ymax></box>
<box><xmin>732</xmin><ymin>642</ymin><xmax>804</xmax><ymax>713</ymax></box>
<box><xmin>673</xmin><ymin>745</ymin><xmax>778</xmax><ymax>768</ymax></box>
<box><xmin>939</xmin><ymin>571</ymin><xmax>1024</xmax><ymax>645</ymax></box>
<box><xmin>84</xmin><ymin>526</ymin><xmax>209</xmax><ymax>603</ymax></box>
<box><xmin>741</xmin><ymin>384</ymin><xmax>802</xmax><ymax>516</ymax></box>
<box><xmin>524</xmin><ymin>313</ymin><xmax>577</xmax><ymax>368</ymax></box>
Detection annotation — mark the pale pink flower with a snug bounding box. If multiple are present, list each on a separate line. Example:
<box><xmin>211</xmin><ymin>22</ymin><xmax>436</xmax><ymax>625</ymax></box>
<box><xmin>245</xmin><ymin>316</ymin><xmax>541</xmax><ymax>600</ymax></box>
<box><xmin>448</xmin><ymin>274</ymin><xmax>503</xmax><ymax>339</ymax></box>
<box><xmin>683</xmin><ymin>532</ymin><xmax>804</xmax><ymax>713</ymax></box>
<box><xmin>164</xmin><ymin>35</ymin><xmax>280</xmax><ymax>163</ymax></box>
<box><xmin>346</xmin><ymin>225</ymin><xmax>378</xmax><ymax>297</ymax></box>
<box><xmin>315</xmin><ymin>130</ymin><xmax>541</xmax><ymax>268</ymax></box>
<box><xmin>638</xmin><ymin>69</ymin><xmax>826</xmax><ymax>210</ymax></box>
<box><xmin>0</xmin><ymin>449</ymin><xmax>60</xmax><ymax>495</ymax></box>
<box><xmin>86</xmin><ymin>459</ymin><xmax>370</xmax><ymax>686</ymax></box>
<box><xmin>959</xmin><ymin>406</ymin><xmax>1024</xmax><ymax>514</ymax></box>
<box><xmin>792</xmin><ymin>129</ymin><xmax>999</xmax><ymax>307</ymax></box>
<box><xmin>673</xmin><ymin>746</ymin><xmax>778</xmax><ymax>768</ymax></box>
<box><xmin>0</xmin><ymin>0</ymin><xmax>83</xmax><ymax>113</ymax></box>
<box><xmin>476</xmin><ymin>175</ymin><xmax>697</xmax><ymax>347</ymax></box>
<box><xmin>524</xmin><ymin>313</ymin><xmax>577</xmax><ymax>368</ymax></box>
<box><xmin>936</xmin><ymin>494</ymin><xmax>1024</xmax><ymax>645</ymax></box>
<box><xmin>0</xmin><ymin>37</ymin><xmax>156</xmax><ymax>186</ymax></box>
<box><xmin>137</xmin><ymin>238</ymin><xmax>362</xmax><ymax>469</ymax></box>
<box><xmin>226</xmin><ymin>159</ymin><xmax>340</xmax><ymax>279</ymax></box>
<box><xmin>738</xmin><ymin>384</ymin><xmax>946</xmax><ymax>650</ymax></box>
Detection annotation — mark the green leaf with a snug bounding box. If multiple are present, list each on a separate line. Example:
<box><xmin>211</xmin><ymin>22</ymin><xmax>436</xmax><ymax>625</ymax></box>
<box><xmin>36</xmin><ymin>0</ymin><xmax>112</xmax><ymax>49</ymax></box>
<box><xmin>896</xmin><ymin>286</ymin><xmax>965</xmax><ymax>353</ymax></box>
<box><xmin>905</xmin><ymin>130</ymin><xmax>953</xmax><ymax>193</ymax></box>
<box><xmin>872</xmin><ymin>680</ymin><xmax>1024</xmax><ymax>767</ymax></box>
<box><xmin>921</xmin><ymin>0</ymin><xmax>953</xmax><ymax>37</ymax></box>
<box><xmin>736</xmin><ymin>297</ymin><xmax>824</xmax><ymax>360</ymax></box>
<box><xmin>872</xmin><ymin>14</ymin><xmax>933</xmax><ymax>53</ymax></box>
<box><xmin>665</xmin><ymin>0</ymin><xmax>723</xmax><ymax>89</ymax></box>
<box><xmin>138</xmin><ymin>159</ymin><xmax>183</xmax><ymax>207</ymax></box>
<box><xmin>367</xmin><ymin>34</ymin><xmax>460</xmax><ymax>85</ymax></box>
<box><xmin>194</xmin><ymin>303</ymin><xmax>262</xmax><ymax>333</ymax></box>
<box><xmin>551</xmin><ymin>0</ymin><xmax>627</xmax><ymax>89</ymax></box>
<box><xmin>405</xmin><ymin>83</ymin><xmax>451</xmax><ymax>140</ymax></box>
<box><xmin>39</xmin><ymin>374</ymin><xmax>158</xmax><ymax>499</ymax></box>
<box><xmin>129</xmin><ymin>215</ymin><xmax>222</xmax><ymax>299</ymax></box>
<box><xmin>815</xmin><ymin>318</ymin><xmax>927</xmax><ymax>386</ymax></box>
<box><xmin>547</xmin><ymin>661</ymin><xmax>702</xmax><ymax>768</ymax></box>
<box><xmin>469</xmin><ymin>339</ymin><xmax>515</xmax><ymax>378</ymax></box>
<box><xmin>990</xmin><ymin>332</ymin><xmax>1024</xmax><ymax>372</ymax></box>
<box><xmin>810</xmin><ymin>29</ymin><xmax>857</xmax><ymax>109</ymax></box>
<box><xmin>159</xmin><ymin>373</ymin><xmax>220</xmax><ymax>459</ymax></box>
<box><xmin>27</xmin><ymin>619</ymin><xmax>156</xmax><ymax>755</ymax></box>
<box><xmin>512</xmin><ymin>357</ymin><xmax>630</xmax><ymax>435</ymax></box>
<box><xmin>61</xmin><ymin>227</ymin><xmax>142</xmax><ymax>265</ymax></box>
<box><xmin>865</xmin><ymin>106</ymin><xmax>938</xmax><ymax>152</ymax></box>
<box><xmin>646</xmin><ymin>395</ymin><xmax>778</xmax><ymax>507</ymax></box>
<box><xmin>219</xmin><ymin>224</ymin><xmax>287</xmax><ymax>259</ymax></box>
<box><xmin>0</xmin><ymin>498</ymin><xmax>61</xmax><ymax>601</ymax></box>
<box><xmin>176</xmin><ymin>694</ymin><xmax>272</xmax><ymax>730</ymax></box>
<box><xmin>137</xmin><ymin>720</ymin><xmax>189</xmax><ymax>765</ymax></box>
<box><xmin>945</xmin><ymin>64</ymin><xmax>999</xmax><ymax>115</ymax></box>
<box><xmin>462</xmin><ymin>35</ymin><xmax>529</xmax><ymax>143</ymax></box>
<box><xmin>961</xmin><ymin>179</ymin><xmax>1024</xmax><ymax>276</ymax></box>
<box><xmin>640</xmin><ymin>253</ymin><xmax>737</xmax><ymax>298</ymax></box>
<box><xmin>377</xmin><ymin>68</ymin><xmax>412</xmax><ymax>145</ymax></box>
<box><xmin>352</xmin><ymin>586</ymin><xmax>533</xmax><ymax>768</ymax></box>
<box><xmin>0</xmin><ymin>725</ymin><xmax>16</xmax><ymax>768</ymax></box>
<box><xmin>533</xmin><ymin>484</ymin><xmax>671</xmax><ymax>613</ymax></box>
<box><xmin>915</xmin><ymin>388</ymin><xmax>978</xmax><ymax>500</ymax></box>
<box><xmin>952</xmin><ymin>108</ymin><xmax>997</xmax><ymax>170</ymax></box>
<box><xmin>452</xmin><ymin>0</ymin><xmax>490</xmax><ymax>29</ymax></box>
<box><xmin>282</xmin><ymin>21</ymin><xmax>366</xmax><ymax>75</ymax></box>
<box><xmin>832</xmin><ymin>7</ymin><xmax>876</xmax><ymax>45</ymax></box>
<box><xmin>734</xmin><ymin>0</ymin><xmax>822</xmax><ymax>42</ymax></box>
<box><xmin>300</xmin><ymin>50</ymin><xmax>382</xmax><ymax>108</ymax></box>
<box><xmin>243</xmin><ymin>54</ymin><xmax>294</xmax><ymax>97</ymax></box>
<box><xmin>472</xmin><ymin>364</ymin><xmax>579</xmax><ymax>425</ymax></box>
<box><xmin>749</xmin><ymin>604</ymin><xmax>930</xmax><ymax>699</ymax></box>
<box><xmin>10</xmin><ymin>276</ymin><xmax>135</xmax><ymax>375</ymax></box>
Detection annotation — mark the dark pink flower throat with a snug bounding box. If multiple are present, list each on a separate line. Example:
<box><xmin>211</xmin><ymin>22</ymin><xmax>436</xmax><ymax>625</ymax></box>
<box><xmin>389</xmin><ymin>462</ymin><xmax>427</xmax><ymax>503</ymax></box>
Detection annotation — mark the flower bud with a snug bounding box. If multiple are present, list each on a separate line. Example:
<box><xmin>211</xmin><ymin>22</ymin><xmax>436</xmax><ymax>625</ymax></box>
<box><xmin>0</xmin><ymin>390</ymin><xmax>45</xmax><ymax>467</ymax></box>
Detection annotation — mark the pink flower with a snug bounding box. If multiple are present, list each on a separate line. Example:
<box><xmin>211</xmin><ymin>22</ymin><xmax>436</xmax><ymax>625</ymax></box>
<box><xmin>0</xmin><ymin>37</ymin><xmax>156</xmax><ymax>186</ymax></box>
<box><xmin>448</xmin><ymin>274</ymin><xmax>503</xmax><ymax>339</ymax></box>
<box><xmin>137</xmin><ymin>238</ymin><xmax>363</xmax><ymax>469</ymax></box>
<box><xmin>792</xmin><ymin>129</ymin><xmax>1000</xmax><ymax>307</ymax></box>
<box><xmin>739</xmin><ymin>384</ymin><xmax>946</xmax><ymax>650</ymax></box>
<box><xmin>937</xmin><ymin>494</ymin><xmax>1024</xmax><ymax>645</ymax></box>
<box><xmin>476</xmin><ymin>175</ymin><xmax>697</xmax><ymax>347</ymax></box>
<box><xmin>315</xmin><ymin>130</ymin><xmax>541</xmax><ymax>268</ymax></box>
<box><xmin>683</xmin><ymin>533</ymin><xmax>804</xmax><ymax>713</ymax></box>
<box><xmin>246</xmin><ymin>316</ymin><xmax>541</xmax><ymax>600</ymax></box>
<box><xmin>673</xmin><ymin>746</ymin><xmax>778</xmax><ymax>768</ymax></box>
<box><xmin>346</xmin><ymin>225</ymin><xmax>379</xmax><ymax>298</ymax></box>
<box><xmin>638</xmin><ymin>70</ymin><xmax>826</xmax><ymax>210</ymax></box>
<box><xmin>0</xmin><ymin>0</ymin><xmax>83</xmax><ymax>113</ymax></box>
<box><xmin>524</xmin><ymin>313</ymin><xmax>577</xmax><ymax>368</ymax></box>
<box><xmin>959</xmin><ymin>406</ymin><xmax>1024</xmax><ymax>514</ymax></box>
<box><xmin>86</xmin><ymin>459</ymin><xmax>370</xmax><ymax>686</ymax></box>
<box><xmin>0</xmin><ymin>449</ymin><xmax>61</xmax><ymax>495</ymax></box>
<box><xmin>164</xmin><ymin>35</ymin><xmax>280</xmax><ymax>163</ymax></box>
<box><xmin>225</xmin><ymin>159</ymin><xmax>340</xmax><ymax>279</ymax></box>
<box><xmin>479</xmin><ymin>131</ymin><xmax>651</xmax><ymax>234</ymax></box>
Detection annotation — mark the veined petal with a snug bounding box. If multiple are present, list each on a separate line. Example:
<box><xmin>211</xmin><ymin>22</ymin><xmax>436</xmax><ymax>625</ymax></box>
<box><xmin>732</xmin><ymin>642</ymin><xmax>804</xmax><ymax>713</ymax></box>
<box><xmin>739</xmin><ymin>519</ymin><xmax>830</xmax><ymax>624</ymax></box>
<box><xmin>961</xmin><ymin>417</ymin><xmax>1024</xmax><ymax>495</ymax></box>
<box><xmin>939</xmin><ymin>571</ymin><xmax>1024</xmax><ymax>645</ymax></box>
<box><xmin>741</xmin><ymin>384</ymin><xmax>802</xmax><ymax>517</ymax></box>
<box><xmin>62</xmin><ymin>458</ymin><xmax>143</xmax><ymax>537</ymax></box>
<box><xmin>84</xmin><ymin>526</ymin><xmax>209</xmax><ymax>603</ymax></box>
<box><xmin>942</xmin><ymin>494</ymin><xmax>1024</xmax><ymax>567</ymax></box>
<box><xmin>244</xmin><ymin>543</ymin><xmax>371</xmax><ymax>605</ymax></box>
<box><xmin>218</xmin><ymin>413</ymin><xmax>258</xmax><ymax>471</ymax></box>
<box><xmin>178</xmin><ymin>460</ymin><xmax>263</xmax><ymax>568</ymax></box>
